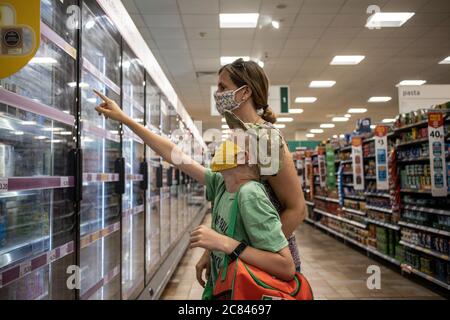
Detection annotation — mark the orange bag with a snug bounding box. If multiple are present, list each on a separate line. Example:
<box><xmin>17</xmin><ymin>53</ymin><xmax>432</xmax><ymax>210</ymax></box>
<box><xmin>212</xmin><ymin>191</ymin><xmax>313</xmax><ymax>300</ymax></box>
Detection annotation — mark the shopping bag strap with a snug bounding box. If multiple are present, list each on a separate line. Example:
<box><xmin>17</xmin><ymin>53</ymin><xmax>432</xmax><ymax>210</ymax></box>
<box><xmin>221</xmin><ymin>190</ymin><xmax>240</xmax><ymax>281</ymax></box>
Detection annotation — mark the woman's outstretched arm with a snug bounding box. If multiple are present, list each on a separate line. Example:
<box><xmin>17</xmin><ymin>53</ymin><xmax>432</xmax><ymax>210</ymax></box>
<box><xmin>93</xmin><ymin>90</ymin><xmax>206</xmax><ymax>184</ymax></box>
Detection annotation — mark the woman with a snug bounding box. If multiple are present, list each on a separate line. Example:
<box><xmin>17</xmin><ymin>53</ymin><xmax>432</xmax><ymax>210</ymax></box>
<box><xmin>196</xmin><ymin>58</ymin><xmax>306</xmax><ymax>287</ymax></box>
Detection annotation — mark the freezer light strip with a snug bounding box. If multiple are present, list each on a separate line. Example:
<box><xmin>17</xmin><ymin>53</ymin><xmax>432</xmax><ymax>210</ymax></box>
<box><xmin>0</xmin><ymin>241</ymin><xmax>74</xmax><ymax>288</ymax></box>
<box><xmin>122</xmin><ymin>204</ymin><xmax>145</xmax><ymax>218</ymax></box>
<box><xmin>0</xmin><ymin>176</ymin><xmax>74</xmax><ymax>193</ymax></box>
<box><xmin>0</xmin><ymin>88</ymin><xmax>76</xmax><ymax>127</ymax></box>
<box><xmin>80</xmin><ymin>265</ymin><xmax>120</xmax><ymax>300</ymax></box>
<box><xmin>80</xmin><ymin>222</ymin><xmax>120</xmax><ymax>249</ymax></box>
<box><xmin>82</xmin><ymin>57</ymin><xmax>121</xmax><ymax>95</ymax></box>
<box><xmin>40</xmin><ymin>21</ymin><xmax>77</xmax><ymax>59</ymax></box>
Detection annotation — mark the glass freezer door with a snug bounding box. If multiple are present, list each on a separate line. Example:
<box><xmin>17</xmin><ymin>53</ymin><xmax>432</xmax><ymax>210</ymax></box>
<box><xmin>160</xmin><ymin>164</ymin><xmax>171</xmax><ymax>257</ymax></box>
<box><xmin>78</xmin><ymin>0</ymin><xmax>122</xmax><ymax>300</ymax></box>
<box><xmin>121</xmin><ymin>46</ymin><xmax>145</xmax><ymax>300</ymax></box>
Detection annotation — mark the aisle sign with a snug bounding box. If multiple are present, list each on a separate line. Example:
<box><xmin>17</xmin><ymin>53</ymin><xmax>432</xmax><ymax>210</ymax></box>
<box><xmin>318</xmin><ymin>147</ymin><xmax>326</xmax><ymax>188</ymax></box>
<box><xmin>326</xmin><ymin>144</ymin><xmax>336</xmax><ymax>190</ymax></box>
<box><xmin>351</xmin><ymin>136</ymin><xmax>365</xmax><ymax>191</ymax></box>
<box><xmin>428</xmin><ymin>111</ymin><xmax>448</xmax><ymax>197</ymax></box>
<box><xmin>374</xmin><ymin>125</ymin><xmax>389</xmax><ymax>190</ymax></box>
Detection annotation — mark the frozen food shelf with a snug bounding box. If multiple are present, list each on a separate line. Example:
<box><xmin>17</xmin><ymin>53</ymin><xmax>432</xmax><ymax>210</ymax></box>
<box><xmin>365</xmin><ymin>175</ymin><xmax>376</xmax><ymax>180</ymax></box>
<box><xmin>80</xmin><ymin>222</ymin><xmax>121</xmax><ymax>249</ymax></box>
<box><xmin>343</xmin><ymin>207</ymin><xmax>366</xmax><ymax>216</ymax></box>
<box><xmin>0</xmin><ymin>235</ymin><xmax>50</xmax><ymax>270</ymax></box>
<box><xmin>401</xmin><ymin>264</ymin><xmax>450</xmax><ymax>290</ymax></box>
<box><xmin>397</xmin><ymin>157</ymin><xmax>429</xmax><ymax>163</ymax></box>
<box><xmin>344</xmin><ymin>194</ymin><xmax>365</xmax><ymax>201</ymax></box>
<box><xmin>396</xmin><ymin>137</ymin><xmax>428</xmax><ymax>148</ymax></box>
<box><xmin>122</xmin><ymin>204</ymin><xmax>145</xmax><ymax>218</ymax></box>
<box><xmin>314</xmin><ymin>195</ymin><xmax>339</xmax><ymax>204</ymax></box>
<box><xmin>364</xmin><ymin>192</ymin><xmax>390</xmax><ymax>198</ymax></box>
<box><xmin>41</xmin><ymin>21</ymin><xmax>77</xmax><ymax>59</ymax></box>
<box><xmin>305</xmin><ymin>200</ymin><xmax>314</xmax><ymax>206</ymax></box>
<box><xmin>82</xmin><ymin>173</ymin><xmax>119</xmax><ymax>183</ymax></box>
<box><xmin>123</xmin><ymin>128</ymin><xmax>145</xmax><ymax>144</ymax></box>
<box><xmin>313</xmin><ymin>208</ymin><xmax>367</xmax><ymax>229</ymax></box>
<box><xmin>123</xmin><ymin>94</ymin><xmax>145</xmax><ymax>114</ymax></box>
<box><xmin>126</xmin><ymin>174</ymin><xmax>144</xmax><ymax>182</ymax></box>
<box><xmin>80</xmin><ymin>265</ymin><xmax>120</xmax><ymax>300</ymax></box>
<box><xmin>0</xmin><ymin>87</ymin><xmax>75</xmax><ymax>126</ymax></box>
<box><xmin>366</xmin><ymin>246</ymin><xmax>401</xmax><ymax>266</ymax></box>
<box><xmin>315</xmin><ymin>223</ymin><xmax>367</xmax><ymax>251</ymax></box>
<box><xmin>403</xmin><ymin>204</ymin><xmax>450</xmax><ymax>216</ymax></box>
<box><xmin>0</xmin><ymin>176</ymin><xmax>74</xmax><ymax>193</ymax></box>
<box><xmin>366</xmin><ymin>205</ymin><xmax>392</xmax><ymax>214</ymax></box>
<box><xmin>82</xmin><ymin>57</ymin><xmax>121</xmax><ymax>95</ymax></box>
<box><xmin>398</xmin><ymin>221</ymin><xmax>450</xmax><ymax>237</ymax></box>
<box><xmin>399</xmin><ymin>241</ymin><xmax>450</xmax><ymax>261</ymax></box>
<box><xmin>365</xmin><ymin>218</ymin><xmax>400</xmax><ymax>231</ymax></box>
<box><xmin>394</xmin><ymin>120</ymin><xmax>428</xmax><ymax>132</ymax></box>
<box><xmin>81</xmin><ymin>120</ymin><xmax>121</xmax><ymax>142</ymax></box>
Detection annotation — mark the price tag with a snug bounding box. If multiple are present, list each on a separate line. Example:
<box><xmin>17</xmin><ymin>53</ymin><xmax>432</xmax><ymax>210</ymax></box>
<box><xmin>0</xmin><ymin>178</ymin><xmax>8</xmax><ymax>193</ymax></box>
<box><xmin>374</xmin><ymin>125</ymin><xmax>389</xmax><ymax>190</ymax></box>
<box><xmin>351</xmin><ymin>137</ymin><xmax>365</xmax><ymax>191</ymax></box>
<box><xmin>428</xmin><ymin>111</ymin><xmax>447</xmax><ymax>197</ymax></box>
<box><xmin>304</xmin><ymin>154</ymin><xmax>312</xmax><ymax>187</ymax></box>
<box><xmin>60</xmin><ymin>177</ymin><xmax>69</xmax><ymax>187</ymax></box>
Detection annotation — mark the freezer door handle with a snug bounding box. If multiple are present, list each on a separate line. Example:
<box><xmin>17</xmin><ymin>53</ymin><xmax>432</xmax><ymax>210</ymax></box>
<box><xmin>167</xmin><ymin>167</ymin><xmax>173</xmax><ymax>187</ymax></box>
<box><xmin>175</xmin><ymin>168</ymin><xmax>180</xmax><ymax>185</ymax></box>
<box><xmin>115</xmin><ymin>157</ymin><xmax>125</xmax><ymax>194</ymax></box>
<box><xmin>140</xmin><ymin>160</ymin><xmax>148</xmax><ymax>190</ymax></box>
<box><xmin>156</xmin><ymin>165</ymin><xmax>163</xmax><ymax>189</ymax></box>
<box><xmin>69</xmin><ymin>148</ymin><xmax>83</xmax><ymax>201</ymax></box>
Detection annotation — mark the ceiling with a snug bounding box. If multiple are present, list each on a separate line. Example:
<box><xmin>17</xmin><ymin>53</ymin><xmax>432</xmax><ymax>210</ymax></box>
<box><xmin>121</xmin><ymin>0</ymin><xmax>450</xmax><ymax>141</ymax></box>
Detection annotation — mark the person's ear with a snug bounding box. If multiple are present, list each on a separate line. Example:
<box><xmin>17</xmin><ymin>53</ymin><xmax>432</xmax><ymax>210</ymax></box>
<box><xmin>240</xmin><ymin>86</ymin><xmax>252</xmax><ymax>103</ymax></box>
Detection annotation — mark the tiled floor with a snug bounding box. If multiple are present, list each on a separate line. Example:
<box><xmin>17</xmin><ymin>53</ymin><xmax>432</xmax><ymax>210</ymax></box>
<box><xmin>161</xmin><ymin>215</ymin><xmax>444</xmax><ymax>300</ymax></box>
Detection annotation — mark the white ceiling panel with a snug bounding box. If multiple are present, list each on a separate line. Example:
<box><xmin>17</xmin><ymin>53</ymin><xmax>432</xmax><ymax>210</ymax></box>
<box><xmin>254</xmin><ymin>27</ymin><xmax>290</xmax><ymax>40</ymax></box>
<box><xmin>181</xmin><ymin>14</ymin><xmax>219</xmax><ymax>28</ymax></box>
<box><xmin>185</xmin><ymin>28</ymin><xmax>220</xmax><ymax>39</ymax></box>
<box><xmin>284</xmin><ymin>37</ymin><xmax>318</xmax><ymax>49</ymax></box>
<box><xmin>189</xmin><ymin>48</ymin><xmax>220</xmax><ymax>58</ymax></box>
<box><xmin>339</xmin><ymin>0</ymin><xmax>389</xmax><ymax>14</ymax></box>
<box><xmin>260</xmin><ymin>0</ymin><xmax>303</xmax><ymax>15</ymax></box>
<box><xmin>188</xmin><ymin>39</ymin><xmax>220</xmax><ymax>49</ymax></box>
<box><xmin>150</xmin><ymin>27</ymin><xmax>186</xmax><ymax>39</ymax></box>
<box><xmin>294</xmin><ymin>14</ymin><xmax>335</xmax><ymax>27</ymax></box>
<box><xmin>142</xmin><ymin>14</ymin><xmax>183</xmax><ymax>28</ymax></box>
<box><xmin>220</xmin><ymin>29</ymin><xmax>255</xmax><ymax>39</ymax></box>
<box><xmin>154</xmin><ymin>38</ymin><xmax>189</xmax><ymax>49</ymax></box>
<box><xmin>177</xmin><ymin>0</ymin><xmax>220</xmax><ymax>14</ymax></box>
<box><xmin>134</xmin><ymin>0</ymin><xmax>179</xmax><ymax>14</ymax></box>
<box><xmin>221</xmin><ymin>39</ymin><xmax>254</xmax><ymax>50</ymax></box>
<box><xmin>289</xmin><ymin>27</ymin><xmax>325</xmax><ymax>38</ymax></box>
<box><xmin>301</xmin><ymin>0</ymin><xmax>346</xmax><ymax>14</ymax></box>
<box><xmin>329</xmin><ymin>14</ymin><xmax>368</xmax><ymax>27</ymax></box>
<box><xmin>382</xmin><ymin>0</ymin><xmax>429</xmax><ymax>11</ymax></box>
<box><xmin>219</xmin><ymin>0</ymin><xmax>262</xmax><ymax>13</ymax></box>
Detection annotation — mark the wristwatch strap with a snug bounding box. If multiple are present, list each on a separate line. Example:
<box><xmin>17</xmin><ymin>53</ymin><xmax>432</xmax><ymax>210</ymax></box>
<box><xmin>228</xmin><ymin>242</ymin><xmax>248</xmax><ymax>262</ymax></box>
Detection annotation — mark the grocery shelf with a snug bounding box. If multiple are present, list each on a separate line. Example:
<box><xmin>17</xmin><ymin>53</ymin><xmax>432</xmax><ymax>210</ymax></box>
<box><xmin>404</xmin><ymin>204</ymin><xmax>450</xmax><ymax>216</ymax></box>
<box><xmin>366</xmin><ymin>205</ymin><xmax>393</xmax><ymax>214</ymax></box>
<box><xmin>82</xmin><ymin>173</ymin><xmax>120</xmax><ymax>183</ymax></box>
<box><xmin>399</xmin><ymin>241</ymin><xmax>450</xmax><ymax>261</ymax></box>
<box><xmin>81</xmin><ymin>120</ymin><xmax>121</xmax><ymax>143</ymax></box>
<box><xmin>365</xmin><ymin>175</ymin><xmax>376</xmax><ymax>180</ymax></box>
<box><xmin>314</xmin><ymin>208</ymin><xmax>367</xmax><ymax>229</ymax></box>
<box><xmin>366</xmin><ymin>246</ymin><xmax>401</xmax><ymax>266</ymax></box>
<box><xmin>364</xmin><ymin>192</ymin><xmax>390</xmax><ymax>198</ymax></box>
<box><xmin>82</xmin><ymin>57</ymin><xmax>121</xmax><ymax>95</ymax></box>
<box><xmin>363</xmin><ymin>137</ymin><xmax>375</xmax><ymax>144</ymax></box>
<box><xmin>41</xmin><ymin>21</ymin><xmax>77</xmax><ymax>59</ymax></box>
<box><xmin>340</xmin><ymin>146</ymin><xmax>352</xmax><ymax>152</ymax></box>
<box><xmin>397</xmin><ymin>157</ymin><xmax>429</xmax><ymax>163</ymax></box>
<box><xmin>342</xmin><ymin>183</ymin><xmax>354</xmax><ymax>187</ymax></box>
<box><xmin>305</xmin><ymin>200</ymin><xmax>314</xmax><ymax>206</ymax></box>
<box><xmin>314</xmin><ymin>195</ymin><xmax>339</xmax><ymax>204</ymax></box>
<box><xmin>398</xmin><ymin>221</ymin><xmax>450</xmax><ymax>237</ymax></box>
<box><xmin>344</xmin><ymin>194</ymin><xmax>365</xmax><ymax>201</ymax></box>
<box><xmin>401</xmin><ymin>264</ymin><xmax>450</xmax><ymax>290</ymax></box>
<box><xmin>394</xmin><ymin>119</ymin><xmax>428</xmax><ymax>132</ymax></box>
<box><xmin>80</xmin><ymin>265</ymin><xmax>120</xmax><ymax>300</ymax></box>
<box><xmin>315</xmin><ymin>222</ymin><xmax>367</xmax><ymax>250</ymax></box>
<box><xmin>341</xmin><ymin>159</ymin><xmax>352</xmax><ymax>164</ymax></box>
<box><xmin>396</xmin><ymin>137</ymin><xmax>428</xmax><ymax>148</ymax></box>
<box><xmin>343</xmin><ymin>207</ymin><xmax>366</xmax><ymax>216</ymax></box>
<box><xmin>305</xmin><ymin>217</ymin><xmax>316</xmax><ymax>225</ymax></box>
<box><xmin>342</xmin><ymin>172</ymin><xmax>353</xmax><ymax>175</ymax></box>
<box><xmin>366</xmin><ymin>218</ymin><xmax>400</xmax><ymax>231</ymax></box>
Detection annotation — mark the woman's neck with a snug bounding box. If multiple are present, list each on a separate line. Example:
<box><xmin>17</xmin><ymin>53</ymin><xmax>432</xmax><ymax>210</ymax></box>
<box><xmin>222</xmin><ymin>171</ymin><xmax>255</xmax><ymax>193</ymax></box>
<box><xmin>232</xmin><ymin>102</ymin><xmax>264</xmax><ymax>124</ymax></box>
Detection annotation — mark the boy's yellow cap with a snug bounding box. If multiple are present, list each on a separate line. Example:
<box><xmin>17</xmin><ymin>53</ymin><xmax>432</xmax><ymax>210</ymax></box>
<box><xmin>210</xmin><ymin>140</ymin><xmax>241</xmax><ymax>172</ymax></box>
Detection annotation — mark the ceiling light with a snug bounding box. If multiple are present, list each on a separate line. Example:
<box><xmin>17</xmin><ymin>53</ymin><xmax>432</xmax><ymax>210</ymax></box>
<box><xmin>58</xmin><ymin>131</ymin><xmax>72</xmax><ymax>136</ymax></box>
<box><xmin>306</xmin><ymin>133</ymin><xmax>315</xmax><ymax>138</ymax></box>
<box><xmin>220</xmin><ymin>13</ymin><xmax>259</xmax><ymax>28</ymax></box>
<box><xmin>221</xmin><ymin>118</ymin><xmax>226</xmax><ymax>123</ymax></box>
<box><xmin>295</xmin><ymin>97</ymin><xmax>317</xmax><ymax>103</ymax></box>
<box><xmin>289</xmin><ymin>108</ymin><xmax>304</xmax><ymax>114</ymax></box>
<box><xmin>365</xmin><ymin>12</ymin><xmax>415</xmax><ymax>28</ymax></box>
<box><xmin>221</xmin><ymin>124</ymin><xmax>229</xmax><ymax>129</ymax></box>
<box><xmin>330</xmin><ymin>55</ymin><xmax>365</xmax><ymax>65</ymax></box>
<box><xmin>332</xmin><ymin>135</ymin><xmax>338</xmax><ymax>138</ymax></box>
<box><xmin>368</xmin><ymin>96</ymin><xmax>391</xmax><ymax>103</ymax></box>
<box><xmin>277</xmin><ymin>117</ymin><xmax>293</xmax><ymax>122</ymax></box>
<box><xmin>332</xmin><ymin>117</ymin><xmax>349</xmax><ymax>122</ymax></box>
<box><xmin>310</xmin><ymin>129</ymin><xmax>324</xmax><ymax>134</ymax></box>
<box><xmin>339</xmin><ymin>134</ymin><xmax>345</xmax><ymax>138</ymax></box>
<box><xmin>274</xmin><ymin>124</ymin><xmax>286</xmax><ymax>129</ymax></box>
<box><xmin>271</xmin><ymin>20</ymin><xmax>280</xmax><ymax>29</ymax></box>
<box><xmin>20</xmin><ymin>121</ymin><xmax>37</xmax><ymax>125</ymax></box>
<box><xmin>320</xmin><ymin>123</ymin><xmax>335</xmax><ymax>128</ymax></box>
<box><xmin>348</xmin><ymin>108</ymin><xmax>367</xmax><ymax>114</ymax></box>
<box><xmin>29</xmin><ymin>57</ymin><xmax>57</xmax><ymax>64</ymax></box>
<box><xmin>438</xmin><ymin>56</ymin><xmax>450</xmax><ymax>64</ymax></box>
<box><xmin>256</xmin><ymin>59</ymin><xmax>264</xmax><ymax>68</ymax></box>
<box><xmin>370</xmin><ymin>125</ymin><xmax>376</xmax><ymax>129</ymax></box>
<box><xmin>344</xmin><ymin>114</ymin><xmax>352</xmax><ymax>118</ymax></box>
<box><xmin>67</xmin><ymin>82</ymin><xmax>89</xmax><ymax>88</ymax></box>
<box><xmin>309</xmin><ymin>81</ymin><xmax>336</xmax><ymax>88</ymax></box>
<box><xmin>220</xmin><ymin>56</ymin><xmax>249</xmax><ymax>66</ymax></box>
<box><xmin>382</xmin><ymin>118</ymin><xmax>395</xmax><ymax>123</ymax></box>
<box><xmin>396</xmin><ymin>80</ymin><xmax>426</xmax><ymax>86</ymax></box>
<box><xmin>122</xmin><ymin>61</ymin><xmax>131</xmax><ymax>69</ymax></box>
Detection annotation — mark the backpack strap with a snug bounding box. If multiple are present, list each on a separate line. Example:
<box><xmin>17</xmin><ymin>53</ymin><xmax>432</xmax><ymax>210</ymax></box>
<box><xmin>221</xmin><ymin>191</ymin><xmax>240</xmax><ymax>281</ymax></box>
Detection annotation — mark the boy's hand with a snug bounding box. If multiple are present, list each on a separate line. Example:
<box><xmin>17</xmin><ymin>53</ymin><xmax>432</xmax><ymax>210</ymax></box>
<box><xmin>93</xmin><ymin>89</ymin><xmax>128</xmax><ymax>123</ymax></box>
<box><xmin>195</xmin><ymin>250</ymin><xmax>210</xmax><ymax>288</ymax></box>
<box><xmin>190</xmin><ymin>225</ymin><xmax>233</xmax><ymax>253</ymax></box>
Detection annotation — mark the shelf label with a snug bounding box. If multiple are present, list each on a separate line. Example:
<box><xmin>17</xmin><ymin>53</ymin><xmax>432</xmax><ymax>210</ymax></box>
<box><xmin>60</xmin><ymin>177</ymin><xmax>69</xmax><ymax>187</ymax></box>
<box><xmin>304</xmin><ymin>152</ymin><xmax>312</xmax><ymax>188</ymax></box>
<box><xmin>374</xmin><ymin>125</ymin><xmax>389</xmax><ymax>190</ymax></box>
<box><xmin>326</xmin><ymin>144</ymin><xmax>336</xmax><ymax>190</ymax></box>
<box><xmin>351</xmin><ymin>137</ymin><xmax>365</xmax><ymax>190</ymax></box>
<box><xmin>318</xmin><ymin>147</ymin><xmax>327</xmax><ymax>188</ymax></box>
<box><xmin>428</xmin><ymin>111</ymin><xmax>448</xmax><ymax>197</ymax></box>
<box><xmin>0</xmin><ymin>178</ymin><xmax>8</xmax><ymax>192</ymax></box>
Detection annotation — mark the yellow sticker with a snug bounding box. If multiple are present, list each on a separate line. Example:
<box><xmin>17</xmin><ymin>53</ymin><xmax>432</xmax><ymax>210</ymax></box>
<box><xmin>0</xmin><ymin>0</ymin><xmax>40</xmax><ymax>79</ymax></box>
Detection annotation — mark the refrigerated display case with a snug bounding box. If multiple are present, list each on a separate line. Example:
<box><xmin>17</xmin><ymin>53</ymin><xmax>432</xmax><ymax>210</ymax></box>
<box><xmin>78</xmin><ymin>0</ymin><xmax>121</xmax><ymax>300</ymax></box>
<box><xmin>0</xmin><ymin>0</ymin><xmax>78</xmax><ymax>300</ymax></box>
<box><xmin>168</xmin><ymin>107</ymin><xmax>180</xmax><ymax>244</ymax></box>
<box><xmin>121</xmin><ymin>44</ymin><xmax>145</xmax><ymax>300</ymax></box>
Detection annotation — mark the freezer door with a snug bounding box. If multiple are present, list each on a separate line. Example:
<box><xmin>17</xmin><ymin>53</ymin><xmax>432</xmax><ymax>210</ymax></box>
<box><xmin>159</xmin><ymin>165</ymin><xmax>171</xmax><ymax>256</ymax></box>
<box><xmin>145</xmin><ymin>76</ymin><xmax>161</xmax><ymax>134</ymax></box>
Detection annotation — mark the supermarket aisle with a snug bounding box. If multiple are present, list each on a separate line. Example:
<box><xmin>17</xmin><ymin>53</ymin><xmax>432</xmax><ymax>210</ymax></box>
<box><xmin>161</xmin><ymin>216</ymin><xmax>444</xmax><ymax>300</ymax></box>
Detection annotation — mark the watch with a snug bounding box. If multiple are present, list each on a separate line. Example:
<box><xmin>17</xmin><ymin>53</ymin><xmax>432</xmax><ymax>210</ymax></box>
<box><xmin>228</xmin><ymin>242</ymin><xmax>248</xmax><ymax>262</ymax></box>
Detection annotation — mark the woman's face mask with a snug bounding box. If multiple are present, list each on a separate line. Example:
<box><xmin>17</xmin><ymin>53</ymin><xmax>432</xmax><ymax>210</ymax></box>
<box><xmin>214</xmin><ymin>85</ymin><xmax>246</xmax><ymax>115</ymax></box>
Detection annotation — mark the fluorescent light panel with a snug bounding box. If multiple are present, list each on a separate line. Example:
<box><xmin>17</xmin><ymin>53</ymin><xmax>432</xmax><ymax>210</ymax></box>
<box><xmin>396</xmin><ymin>80</ymin><xmax>426</xmax><ymax>86</ymax></box>
<box><xmin>289</xmin><ymin>108</ymin><xmax>304</xmax><ymax>114</ymax></box>
<box><xmin>320</xmin><ymin>123</ymin><xmax>335</xmax><ymax>128</ymax></box>
<box><xmin>306</xmin><ymin>133</ymin><xmax>315</xmax><ymax>138</ymax></box>
<box><xmin>348</xmin><ymin>108</ymin><xmax>367</xmax><ymax>114</ymax></box>
<box><xmin>439</xmin><ymin>56</ymin><xmax>450</xmax><ymax>64</ymax></box>
<box><xmin>330</xmin><ymin>55</ymin><xmax>365</xmax><ymax>65</ymax></box>
<box><xmin>309</xmin><ymin>81</ymin><xmax>336</xmax><ymax>88</ymax></box>
<box><xmin>332</xmin><ymin>117</ymin><xmax>349</xmax><ymax>122</ymax></box>
<box><xmin>220</xmin><ymin>56</ymin><xmax>249</xmax><ymax>66</ymax></box>
<box><xmin>295</xmin><ymin>97</ymin><xmax>317</xmax><ymax>103</ymax></box>
<box><xmin>365</xmin><ymin>12</ymin><xmax>415</xmax><ymax>28</ymax></box>
<box><xmin>310</xmin><ymin>129</ymin><xmax>324</xmax><ymax>134</ymax></box>
<box><xmin>277</xmin><ymin>117</ymin><xmax>293</xmax><ymax>123</ymax></box>
<box><xmin>368</xmin><ymin>96</ymin><xmax>391</xmax><ymax>103</ymax></box>
<box><xmin>271</xmin><ymin>20</ymin><xmax>280</xmax><ymax>29</ymax></box>
<box><xmin>274</xmin><ymin>124</ymin><xmax>286</xmax><ymax>129</ymax></box>
<box><xmin>220</xmin><ymin>13</ymin><xmax>259</xmax><ymax>28</ymax></box>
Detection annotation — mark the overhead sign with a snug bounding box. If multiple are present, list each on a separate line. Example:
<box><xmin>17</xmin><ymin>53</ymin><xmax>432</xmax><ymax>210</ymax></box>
<box><xmin>0</xmin><ymin>1</ymin><xmax>40</xmax><ymax>78</ymax></box>
<box><xmin>428</xmin><ymin>111</ymin><xmax>448</xmax><ymax>197</ymax></box>
<box><xmin>351</xmin><ymin>136</ymin><xmax>364</xmax><ymax>191</ymax></box>
<box><xmin>398</xmin><ymin>85</ymin><xmax>450</xmax><ymax>113</ymax></box>
<box><xmin>374</xmin><ymin>125</ymin><xmax>389</xmax><ymax>190</ymax></box>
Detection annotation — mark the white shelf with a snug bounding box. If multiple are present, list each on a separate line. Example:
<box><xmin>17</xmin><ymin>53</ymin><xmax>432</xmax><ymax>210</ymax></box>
<box><xmin>343</xmin><ymin>207</ymin><xmax>366</xmax><ymax>216</ymax></box>
<box><xmin>341</xmin><ymin>159</ymin><xmax>352</xmax><ymax>164</ymax></box>
<box><xmin>366</xmin><ymin>246</ymin><xmax>401</xmax><ymax>266</ymax></box>
<box><xmin>344</xmin><ymin>194</ymin><xmax>365</xmax><ymax>201</ymax></box>
<box><xmin>404</xmin><ymin>205</ymin><xmax>450</xmax><ymax>217</ymax></box>
<box><xmin>366</xmin><ymin>205</ymin><xmax>393</xmax><ymax>214</ymax></box>
<box><xmin>364</xmin><ymin>192</ymin><xmax>390</xmax><ymax>198</ymax></box>
<box><xmin>399</xmin><ymin>241</ymin><xmax>450</xmax><ymax>261</ymax></box>
<box><xmin>314</xmin><ymin>195</ymin><xmax>339</xmax><ymax>204</ymax></box>
<box><xmin>314</xmin><ymin>208</ymin><xmax>367</xmax><ymax>229</ymax></box>
<box><xmin>305</xmin><ymin>217</ymin><xmax>316</xmax><ymax>225</ymax></box>
<box><xmin>398</xmin><ymin>221</ymin><xmax>450</xmax><ymax>237</ymax></box>
<box><xmin>315</xmin><ymin>223</ymin><xmax>367</xmax><ymax>250</ymax></box>
<box><xmin>401</xmin><ymin>264</ymin><xmax>450</xmax><ymax>290</ymax></box>
<box><xmin>366</xmin><ymin>218</ymin><xmax>400</xmax><ymax>231</ymax></box>
<box><xmin>305</xmin><ymin>200</ymin><xmax>314</xmax><ymax>206</ymax></box>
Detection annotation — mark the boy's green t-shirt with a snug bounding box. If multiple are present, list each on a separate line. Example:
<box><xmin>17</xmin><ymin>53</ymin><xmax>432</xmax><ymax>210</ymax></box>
<box><xmin>204</xmin><ymin>169</ymin><xmax>288</xmax><ymax>290</ymax></box>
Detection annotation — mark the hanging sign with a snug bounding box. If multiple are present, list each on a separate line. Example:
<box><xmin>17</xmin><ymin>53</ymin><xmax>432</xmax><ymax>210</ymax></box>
<box><xmin>318</xmin><ymin>147</ymin><xmax>326</xmax><ymax>188</ymax></box>
<box><xmin>0</xmin><ymin>1</ymin><xmax>40</xmax><ymax>78</ymax></box>
<box><xmin>374</xmin><ymin>125</ymin><xmax>389</xmax><ymax>190</ymax></box>
<box><xmin>351</xmin><ymin>136</ymin><xmax>365</xmax><ymax>191</ymax></box>
<box><xmin>428</xmin><ymin>111</ymin><xmax>448</xmax><ymax>197</ymax></box>
<box><xmin>326</xmin><ymin>144</ymin><xmax>336</xmax><ymax>190</ymax></box>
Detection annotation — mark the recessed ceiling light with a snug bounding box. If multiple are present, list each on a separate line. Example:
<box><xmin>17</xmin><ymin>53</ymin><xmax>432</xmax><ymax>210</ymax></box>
<box><xmin>320</xmin><ymin>123</ymin><xmax>335</xmax><ymax>128</ymax></box>
<box><xmin>332</xmin><ymin>135</ymin><xmax>338</xmax><ymax>138</ymax></box>
<box><xmin>370</xmin><ymin>125</ymin><xmax>376</xmax><ymax>129</ymax></box>
<box><xmin>289</xmin><ymin>108</ymin><xmax>304</xmax><ymax>114</ymax></box>
<box><xmin>277</xmin><ymin>117</ymin><xmax>293</xmax><ymax>122</ymax></box>
<box><xmin>332</xmin><ymin>117</ymin><xmax>349</xmax><ymax>122</ymax></box>
<box><xmin>274</xmin><ymin>124</ymin><xmax>286</xmax><ymax>129</ymax></box>
<box><xmin>220</xmin><ymin>13</ymin><xmax>259</xmax><ymax>28</ymax></box>
<box><xmin>310</xmin><ymin>129</ymin><xmax>324</xmax><ymax>134</ymax></box>
<box><xmin>295</xmin><ymin>97</ymin><xmax>317</xmax><ymax>103</ymax></box>
<box><xmin>396</xmin><ymin>80</ymin><xmax>426</xmax><ymax>86</ymax></box>
<box><xmin>29</xmin><ymin>57</ymin><xmax>58</xmax><ymax>64</ymax></box>
<box><xmin>344</xmin><ymin>114</ymin><xmax>352</xmax><ymax>118</ymax></box>
<box><xmin>330</xmin><ymin>55</ymin><xmax>365</xmax><ymax>65</ymax></box>
<box><xmin>438</xmin><ymin>56</ymin><xmax>450</xmax><ymax>64</ymax></box>
<box><xmin>220</xmin><ymin>56</ymin><xmax>250</xmax><ymax>66</ymax></box>
<box><xmin>221</xmin><ymin>124</ymin><xmax>229</xmax><ymax>129</ymax></box>
<box><xmin>306</xmin><ymin>133</ymin><xmax>315</xmax><ymax>138</ymax></box>
<box><xmin>309</xmin><ymin>81</ymin><xmax>336</xmax><ymax>88</ymax></box>
<box><xmin>348</xmin><ymin>108</ymin><xmax>367</xmax><ymax>114</ymax></box>
<box><xmin>271</xmin><ymin>20</ymin><xmax>280</xmax><ymax>29</ymax></box>
<box><xmin>382</xmin><ymin>118</ymin><xmax>396</xmax><ymax>123</ymax></box>
<box><xmin>368</xmin><ymin>96</ymin><xmax>392</xmax><ymax>103</ymax></box>
<box><xmin>365</xmin><ymin>12</ymin><xmax>415</xmax><ymax>28</ymax></box>
<box><xmin>339</xmin><ymin>134</ymin><xmax>345</xmax><ymax>138</ymax></box>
